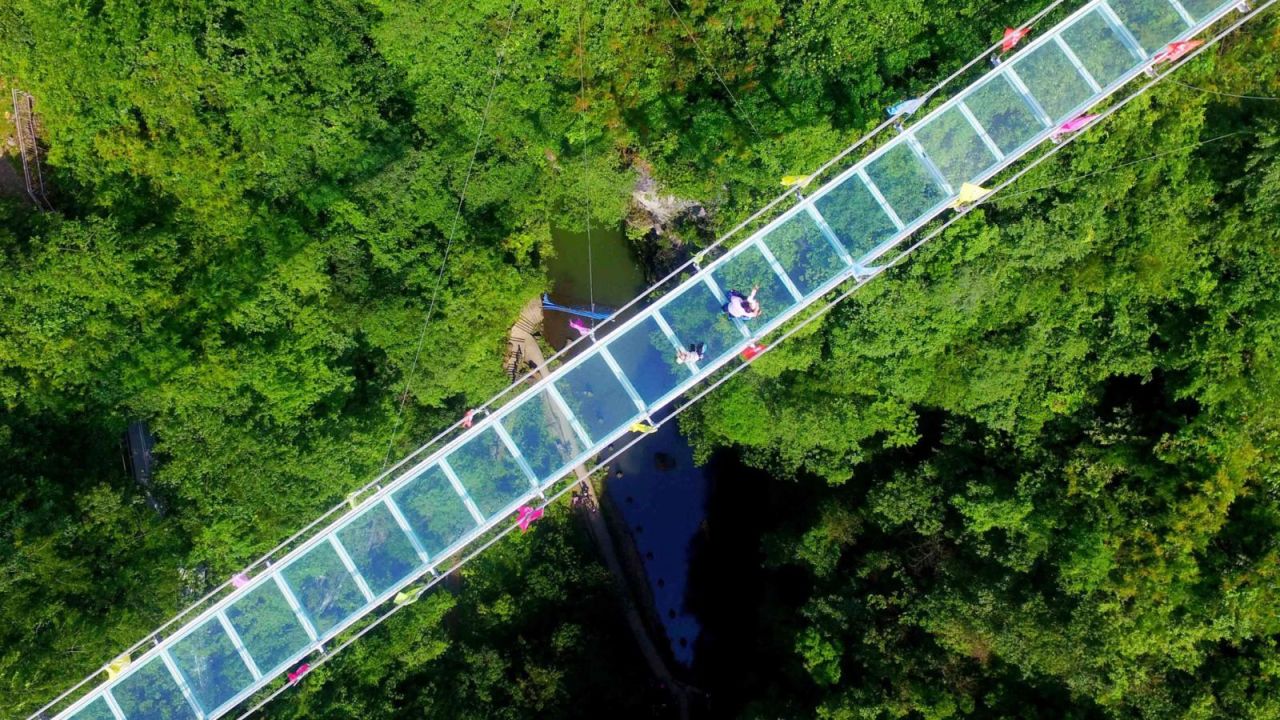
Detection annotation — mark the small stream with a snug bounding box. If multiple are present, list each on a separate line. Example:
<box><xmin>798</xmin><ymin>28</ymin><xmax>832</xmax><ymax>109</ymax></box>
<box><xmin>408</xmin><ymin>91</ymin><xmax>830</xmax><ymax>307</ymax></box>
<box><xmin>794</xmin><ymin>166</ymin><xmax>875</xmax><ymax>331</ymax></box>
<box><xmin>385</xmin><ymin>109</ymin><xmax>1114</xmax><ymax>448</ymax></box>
<box><xmin>547</xmin><ymin>224</ymin><xmax>709</xmax><ymax>668</ymax></box>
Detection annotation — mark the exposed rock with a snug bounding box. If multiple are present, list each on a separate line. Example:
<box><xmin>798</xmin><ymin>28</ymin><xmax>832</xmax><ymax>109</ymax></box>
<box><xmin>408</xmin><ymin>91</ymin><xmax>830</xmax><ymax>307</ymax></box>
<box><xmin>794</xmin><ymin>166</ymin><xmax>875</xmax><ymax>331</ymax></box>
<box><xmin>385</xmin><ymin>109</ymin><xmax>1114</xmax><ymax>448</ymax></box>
<box><xmin>628</xmin><ymin>163</ymin><xmax>708</xmax><ymax>240</ymax></box>
<box><xmin>626</xmin><ymin>162</ymin><xmax>712</xmax><ymax>280</ymax></box>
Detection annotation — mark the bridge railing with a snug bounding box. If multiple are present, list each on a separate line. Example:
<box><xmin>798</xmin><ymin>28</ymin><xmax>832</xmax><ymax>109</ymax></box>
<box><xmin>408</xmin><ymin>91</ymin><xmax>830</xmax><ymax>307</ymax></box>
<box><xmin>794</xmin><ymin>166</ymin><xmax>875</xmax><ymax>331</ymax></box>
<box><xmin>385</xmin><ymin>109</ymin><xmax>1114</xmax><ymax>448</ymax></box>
<box><xmin>30</xmin><ymin>9</ymin><xmax>1073</xmax><ymax>714</ymax></box>
<box><xmin>35</xmin><ymin>0</ymin><xmax>1255</xmax><ymax>718</ymax></box>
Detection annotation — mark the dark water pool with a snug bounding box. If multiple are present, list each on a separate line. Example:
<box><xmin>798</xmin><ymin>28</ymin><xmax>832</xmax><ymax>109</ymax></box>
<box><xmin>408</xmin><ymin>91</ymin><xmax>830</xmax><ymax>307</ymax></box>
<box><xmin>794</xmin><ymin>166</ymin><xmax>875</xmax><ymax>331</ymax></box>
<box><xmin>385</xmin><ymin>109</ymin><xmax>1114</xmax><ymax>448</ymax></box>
<box><xmin>544</xmin><ymin>224</ymin><xmax>643</xmax><ymax>348</ymax></box>
<box><xmin>606</xmin><ymin>422</ymin><xmax>708</xmax><ymax>667</ymax></box>
<box><xmin>547</xmin><ymin>224</ymin><xmax>709</xmax><ymax>666</ymax></box>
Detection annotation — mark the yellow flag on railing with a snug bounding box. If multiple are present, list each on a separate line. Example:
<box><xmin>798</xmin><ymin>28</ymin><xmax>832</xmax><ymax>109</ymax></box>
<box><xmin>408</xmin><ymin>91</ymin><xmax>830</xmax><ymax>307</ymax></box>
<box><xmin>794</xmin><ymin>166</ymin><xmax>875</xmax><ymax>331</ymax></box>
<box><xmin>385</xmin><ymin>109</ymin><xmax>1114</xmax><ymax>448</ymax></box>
<box><xmin>629</xmin><ymin>422</ymin><xmax>657</xmax><ymax>434</ymax></box>
<box><xmin>106</xmin><ymin>654</ymin><xmax>132</xmax><ymax>680</ymax></box>
<box><xmin>781</xmin><ymin>175</ymin><xmax>812</xmax><ymax>188</ymax></box>
<box><xmin>949</xmin><ymin>183</ymin><xmax>989</xmax><ymax>209</ymax></box>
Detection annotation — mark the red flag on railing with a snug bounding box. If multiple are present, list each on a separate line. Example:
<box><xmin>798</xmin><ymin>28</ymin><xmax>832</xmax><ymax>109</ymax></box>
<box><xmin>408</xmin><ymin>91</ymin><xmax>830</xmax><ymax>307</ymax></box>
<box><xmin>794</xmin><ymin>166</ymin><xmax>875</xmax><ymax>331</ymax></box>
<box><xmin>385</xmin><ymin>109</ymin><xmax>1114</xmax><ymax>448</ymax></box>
<box><xmin>1002</xmin><ymin>27</ymin><xmax>1030</xmax><ymax>52</ymax></box>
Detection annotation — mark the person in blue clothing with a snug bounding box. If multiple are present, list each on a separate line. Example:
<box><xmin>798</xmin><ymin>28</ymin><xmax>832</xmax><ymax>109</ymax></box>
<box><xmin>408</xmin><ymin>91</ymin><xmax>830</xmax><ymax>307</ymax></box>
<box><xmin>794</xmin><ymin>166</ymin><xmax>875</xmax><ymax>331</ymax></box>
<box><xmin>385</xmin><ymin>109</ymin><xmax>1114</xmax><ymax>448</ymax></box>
<box><xmin>724</xmin><ymin>285</ymin><xmax>761</xmax><ymax>319</ymax></box>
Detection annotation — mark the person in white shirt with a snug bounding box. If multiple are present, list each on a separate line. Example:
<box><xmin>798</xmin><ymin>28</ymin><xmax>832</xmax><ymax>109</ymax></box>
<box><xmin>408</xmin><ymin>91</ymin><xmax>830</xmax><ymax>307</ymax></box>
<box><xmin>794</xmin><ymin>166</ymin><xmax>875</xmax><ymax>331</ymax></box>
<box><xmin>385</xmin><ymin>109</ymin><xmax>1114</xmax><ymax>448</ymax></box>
<box><xmin>676</xmin><ymin>342</ymin><xmax>705</xmax><ymax>366</ymax></box>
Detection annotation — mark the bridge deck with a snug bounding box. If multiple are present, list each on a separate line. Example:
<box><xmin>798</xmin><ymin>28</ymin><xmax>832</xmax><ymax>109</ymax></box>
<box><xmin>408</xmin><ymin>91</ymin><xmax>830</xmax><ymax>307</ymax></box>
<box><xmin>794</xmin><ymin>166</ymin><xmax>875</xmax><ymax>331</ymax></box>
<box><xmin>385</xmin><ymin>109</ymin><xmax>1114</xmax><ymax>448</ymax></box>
<box><xmin>45</xmin><ymin>0</ymin><xmax>1246</xmax><ymax>718</ymax></box>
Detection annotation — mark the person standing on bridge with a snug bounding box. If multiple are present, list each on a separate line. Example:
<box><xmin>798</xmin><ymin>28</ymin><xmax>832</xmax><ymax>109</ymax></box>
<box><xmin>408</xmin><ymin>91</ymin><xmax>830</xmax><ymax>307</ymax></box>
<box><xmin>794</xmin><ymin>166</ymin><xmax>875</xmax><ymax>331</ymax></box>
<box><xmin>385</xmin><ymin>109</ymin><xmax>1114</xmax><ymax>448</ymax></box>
<box><xmin>724</xmin><ymin>286</ymin><xmax>761</xmax><ymax>319</ymax></box>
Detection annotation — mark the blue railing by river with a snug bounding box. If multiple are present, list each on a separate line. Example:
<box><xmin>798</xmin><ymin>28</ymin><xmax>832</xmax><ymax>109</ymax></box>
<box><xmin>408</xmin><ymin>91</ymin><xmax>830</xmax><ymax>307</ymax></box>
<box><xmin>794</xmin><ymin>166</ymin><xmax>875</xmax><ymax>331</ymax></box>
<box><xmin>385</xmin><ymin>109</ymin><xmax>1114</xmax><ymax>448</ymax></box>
<box><xmin>541</xmin><ymin>293</ymin><xmax>614</xmax><ymax>321</ymax></box>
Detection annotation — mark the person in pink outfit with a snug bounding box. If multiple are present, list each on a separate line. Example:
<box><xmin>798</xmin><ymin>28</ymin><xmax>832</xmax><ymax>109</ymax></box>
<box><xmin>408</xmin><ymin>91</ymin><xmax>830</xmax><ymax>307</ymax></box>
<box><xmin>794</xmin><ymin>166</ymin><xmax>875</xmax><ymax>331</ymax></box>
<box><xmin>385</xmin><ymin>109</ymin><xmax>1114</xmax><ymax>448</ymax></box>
<box><xmin>724</xmin><ymin>286</ymin><xmax>761</xmax><ymax>319</ymax></box>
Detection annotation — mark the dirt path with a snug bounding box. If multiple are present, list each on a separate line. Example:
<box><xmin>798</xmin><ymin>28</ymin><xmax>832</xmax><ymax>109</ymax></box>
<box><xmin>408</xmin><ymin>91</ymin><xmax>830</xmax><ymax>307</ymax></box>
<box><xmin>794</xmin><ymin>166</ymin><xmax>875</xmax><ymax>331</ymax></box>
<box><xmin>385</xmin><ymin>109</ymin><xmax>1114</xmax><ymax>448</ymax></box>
<box><xmin>504</xmin><ymin>297</ymin><xmax>547</xmax><ymax>374</ymax></box>
<box><xmin>509</xmin><ymin>299</ymin><xmax>692</xmax><ymax>720</ymax></box>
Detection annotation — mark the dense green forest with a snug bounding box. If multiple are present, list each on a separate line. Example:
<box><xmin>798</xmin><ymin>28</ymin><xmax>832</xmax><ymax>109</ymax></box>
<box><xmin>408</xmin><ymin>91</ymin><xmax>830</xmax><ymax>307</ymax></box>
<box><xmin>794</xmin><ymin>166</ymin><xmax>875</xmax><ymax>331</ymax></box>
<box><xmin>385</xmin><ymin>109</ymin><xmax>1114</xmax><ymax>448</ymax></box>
<box><xmin>1</xmin><ymin>0</ymin><xmax>1277</xmax><ymax>718</ymax></box>
<box><xmin>684</xmin><ymin>16</ymin><xmax>1280</xmax><ymax>720</ymax></box>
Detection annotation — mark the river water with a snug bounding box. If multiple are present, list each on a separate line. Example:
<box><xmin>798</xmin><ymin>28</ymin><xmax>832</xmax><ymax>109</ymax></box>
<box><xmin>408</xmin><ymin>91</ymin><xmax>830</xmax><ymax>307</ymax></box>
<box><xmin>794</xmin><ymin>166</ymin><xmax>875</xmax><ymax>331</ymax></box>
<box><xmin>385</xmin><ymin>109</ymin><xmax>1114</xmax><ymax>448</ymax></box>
<box><xmin>546</xmin><ymin>224</ymin><xmax>708</xmax><ymax>668</ymax></box>
<box><xmin>543</xmin><ymin>225</ymin><xmax>643</xmax><ymax>349</ymax></box>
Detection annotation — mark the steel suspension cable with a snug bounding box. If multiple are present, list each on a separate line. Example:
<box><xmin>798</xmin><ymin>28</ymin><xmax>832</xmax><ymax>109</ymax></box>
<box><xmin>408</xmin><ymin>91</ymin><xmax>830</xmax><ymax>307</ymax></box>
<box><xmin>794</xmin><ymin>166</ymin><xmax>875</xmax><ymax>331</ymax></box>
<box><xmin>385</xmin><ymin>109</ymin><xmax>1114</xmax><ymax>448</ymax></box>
<box><xmin>662</xmin><ymin>0</ymin><xmax>764</xmax><ymax>139</ymax></box>
<box><xmin>992</xmin><ymin>131</ymin><xmax>1254</xmax><ymax>202</ymax></box>
<box><xmin>1167</xmin><ymin>77</ymin><xmax>1280</xmax><ymax>100</ymax></box>
<box><xmin>580</xmin><ymin>0</ymin><xmax>596</xmax><ymax>315</ymax></box>
<box><xmin>379</xmin><ymin>0</ymin><xmax>523</xmax><ymax>470</ymax></box>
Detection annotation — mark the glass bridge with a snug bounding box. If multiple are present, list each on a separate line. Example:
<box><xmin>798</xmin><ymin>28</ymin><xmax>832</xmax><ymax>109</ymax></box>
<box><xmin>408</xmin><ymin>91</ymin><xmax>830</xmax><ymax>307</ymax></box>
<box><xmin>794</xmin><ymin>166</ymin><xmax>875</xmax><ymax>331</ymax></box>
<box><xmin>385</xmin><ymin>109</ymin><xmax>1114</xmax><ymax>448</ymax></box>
<box><xmin>41</xmin><ymin>0</ymin><xmax>1250</xmax><ymax>718</ymax></box>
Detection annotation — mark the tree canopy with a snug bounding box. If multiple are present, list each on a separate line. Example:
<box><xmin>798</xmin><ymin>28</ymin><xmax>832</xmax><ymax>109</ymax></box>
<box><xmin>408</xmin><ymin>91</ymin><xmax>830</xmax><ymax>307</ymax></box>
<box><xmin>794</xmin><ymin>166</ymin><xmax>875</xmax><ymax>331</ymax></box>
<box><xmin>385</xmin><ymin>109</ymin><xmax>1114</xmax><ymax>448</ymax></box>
<box><xmin>683</xmin><ymin>13</ymin><xmax>1280</xmax><ymax>718</ymax></box>
<box><xmin>0</xmin><ymin>0</ymin><xmax>1276</xmax><ymax>718</ymax></box>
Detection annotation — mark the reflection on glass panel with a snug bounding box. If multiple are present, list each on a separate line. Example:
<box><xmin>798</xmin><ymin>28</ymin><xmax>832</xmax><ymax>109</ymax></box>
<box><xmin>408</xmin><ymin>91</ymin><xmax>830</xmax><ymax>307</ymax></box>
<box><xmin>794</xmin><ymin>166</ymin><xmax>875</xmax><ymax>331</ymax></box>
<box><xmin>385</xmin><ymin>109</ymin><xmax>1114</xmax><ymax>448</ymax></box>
<box><xmin>169</xmin><ymin>617</ymin><xmax>253</xmax><ymax>714</ymax></box>
<box><xmin>1014</xmin><ymin>42</ymin><xmax>1097</xmax><ymax>122</ymax></box>
<box><xmin>501</xmin><ymin>390</ymin><xmax>584</xmax><ymax>481</ymax></box>
<box><xmin>963</xmin><ymin>73</ymin><xmax>1045</xmax><ymax>155</ymax></box>
<box><xmin>446</xmin><ymin>428</ymin><xmax>532</xmax><ymax>518</ymax></box>
<box><xmin>709</xmin><ymin>244</ymin><xmax>797</xmax><ymax>327</ymax></box>
<box><xmin>864</xmin><ymin>143</ymin><xmax>947</xmax><ymax>224</ymax></box>
<box><xmin>1108</xmin><ymin>0</ymin><xmax>1190</xmax><ymax>53</ymax></box>
<box><xmin>659</xmin><ymin>284</ymin><xmax>742</xmax><ymax>369</ymax></box>
<box><xmin>281</xmin><ymin>542</ymin><xmax>367</xmax><ymax>636</ymax></box>
<box><xmin>552</xmin><ymin>353</ymin><xmax>641</xmax><ymax>443</ymax></box>
<box><xmin>1179</xmin><ymin>0</ymin><xmax>1228</xmax><ymax>19</ymax></box>
<box><xmin>812</xmin><ymin>174</ymin><xmax>899</xmax><ymax>259</ymax></box>
<box><xmin>914</xmin><ymin>106</ymin><xmax>1000</xmax><ymax>188</ymax></box>
<box><xmin>605</xmin><ymin>317</ymin><xmax>687</xmax><ymax>407</ymax></box>
<box><xmin>336</xmin><ymin>503</ymin><xmax>423</xmax><ymax>597</ymax></box>
<box><xmin>69</xmin><ymin>696</ymin><xmax>116</xmax><ymax>720</ymax></box>
<box><xmin>224</xmin><ymin>582</ymin><xmax>311</xmax><ymax>675</ymax></box>
<box><xmin>760</xmin><ymin>213</ymin><xmax>847</xmax><ymax>297</ymax></box>
<box><xmin>1062</xmin><ymin>10</ymin><xmax>1145</xmax><ymax>86</ymax></box>
<box><xmin>391</xmin><ymin>465</ymin><xmax>477</xmax><ymax>558</ymax></box>
<box><xmin>111</xmin><ymin>657</ymin><xmax>196</xmax><ymax>720</ymax></box>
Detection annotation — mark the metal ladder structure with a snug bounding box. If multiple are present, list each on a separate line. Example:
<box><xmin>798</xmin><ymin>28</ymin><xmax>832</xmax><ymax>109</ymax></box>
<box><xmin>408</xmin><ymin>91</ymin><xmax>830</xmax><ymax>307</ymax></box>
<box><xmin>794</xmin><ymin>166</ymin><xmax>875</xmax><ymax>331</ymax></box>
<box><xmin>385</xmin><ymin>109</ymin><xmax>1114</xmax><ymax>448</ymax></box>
<box><xmin>10</xmin><ymin>88</ymin><xmax>51</xmax><ymax>210</ymax></box>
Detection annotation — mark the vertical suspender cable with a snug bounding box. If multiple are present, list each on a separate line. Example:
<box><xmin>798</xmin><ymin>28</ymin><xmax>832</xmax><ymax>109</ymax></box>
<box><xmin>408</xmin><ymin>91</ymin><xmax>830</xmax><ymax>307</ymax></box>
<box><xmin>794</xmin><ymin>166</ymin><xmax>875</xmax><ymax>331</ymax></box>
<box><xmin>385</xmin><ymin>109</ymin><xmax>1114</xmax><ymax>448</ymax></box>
<box><xmin>580</xmin><ymin>0</ymin><xmax>596</xmax><ymax>318</ymax></box>
<box><xmin>380</xmin><ymin>1</ymin><xmax>522</xmax><ymax>469</ymax></box>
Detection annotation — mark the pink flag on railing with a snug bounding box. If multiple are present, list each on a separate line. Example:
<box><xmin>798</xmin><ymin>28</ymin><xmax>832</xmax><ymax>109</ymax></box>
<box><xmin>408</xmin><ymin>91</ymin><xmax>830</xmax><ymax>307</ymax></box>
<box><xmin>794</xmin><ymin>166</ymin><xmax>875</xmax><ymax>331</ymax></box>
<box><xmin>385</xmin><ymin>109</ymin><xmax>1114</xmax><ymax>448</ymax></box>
<box><xmin>1002</xmin><ymin>27</ymin><xmax>1030</xmax><ymax>52</ymax></box>
<box><xmin>1051</xmin><ymin>114</ymin><xmax>1100</xmax><ymax>141</ymax></box>
<box><xmin>462</xmin><ymin>408</ymin><xmax>477</xmax><ymax>428</ymax></box>
<box><xmin>1153</xmin><ymin>39</ymin><xmax>1204</xmax><ymax>64</ymax></box>
<box><xmin>569</xmin><ymin>318</ymin><xmax>592</xmax><ymax>337</ymax></box>
<box><xmin>287</xmin><ymin>663</ymin><xmax>310</xmax><ymax>685</ymax></box>
<box><xmin>231</xmin><ymin>572</ymin><xmax>250</xmax><ymax>589</ymax></box>
<box><xmin>517</xmin><ymin>505</ymin><xmax>544</xmax><ymax>532</ymax></box>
